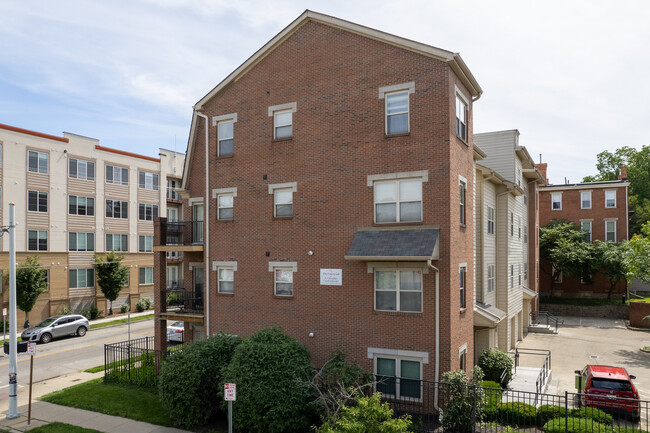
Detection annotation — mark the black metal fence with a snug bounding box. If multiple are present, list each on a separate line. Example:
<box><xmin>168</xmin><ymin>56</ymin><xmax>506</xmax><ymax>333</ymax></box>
<box><xmin>159</xmin><ymin>220</ymin><xmax>203</xmax><ymax>246</ymax></box>
<box><xmin>164</xmin><ymin>289</ymin><xmax>203</xmax><ymax>313</ymax></box>
<box><xmin>380</xmin><ymin>377</ymin><xmax>650</xmax><ymax>432</ymax></box>
<box><xmin>104</xmin><ymin>336</ymin><xmax>182</xmax><ymax>388</ymax></box>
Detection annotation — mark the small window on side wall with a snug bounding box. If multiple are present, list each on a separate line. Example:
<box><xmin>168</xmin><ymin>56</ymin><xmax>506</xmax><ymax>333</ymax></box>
<box><xmin>218</xmin><ymin>267</ymin><xmax>234</xmax><ymax>293</ymax></box>
<box><xmin>385</xmin><ymin>91</ymin><xmax>409</xmax><ymax>135</ymax></box>
<box><xmin>456</xmin><ymin>94</ymin><xmax>468</xmax><ymax>141</ymax></box>
<box><xmin>218</xmin><ymin>121</ymin><xmax>234</xmax><ymax>156</ymax></box>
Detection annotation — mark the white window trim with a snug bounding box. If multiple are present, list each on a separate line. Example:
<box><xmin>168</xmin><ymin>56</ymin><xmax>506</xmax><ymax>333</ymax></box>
<box><xmin>366</xmin><ymin>262</ymin><xmax>429</xmax><ymax>274</ymax></box>
<box><xmin>267</xmin><ymin>102</ymin><xmax>297</xmax><ymax>117</ymax></box>
<box><xmin>374</xmin><ymin>268</ymin><xmax>423</xmax><ymax>313</ymax></box>
<box><xmin>551</xmin><ymin>192</ymin><xmax>563</xmax><ymax>210</ymax></box>
<box><xmin>605</xmin><ymin>218</ymin><xmax>617</xmax><ymax>241</ymax></box>
<box><xmin>580</xmin><ymin>219</ymin><xmax>593</xmax><ymax>243</ymax></box>
<box><xmin>487</xmin><ymin>264</ymin><xmax>495</xmax><ymax>293</ymax></box>
<box><xmin>212</xmin><ymin>187</ymin><xmax>238</xmax><ymax>199</ymax></box>
<box><xmin>367</xmin><ymin>170</ymin><xmax>428</xmax><ymax>186</ymax></box>
<box><xmin>487</xmin><ymin>205</ymin><xmax>495</xmax><ymax>235</ymax></box>
<box><xmin>455</xmin><ymin>86</ymin><xmax>469</xmax><ymax>141</ymax></box>
<box><xmin>455</xmin><ymin>85</ymin><xmax>469</xmax><ymax>106</ymax></box>
<box><xmin>188</xmin><ymin>197</ymin><xmax>204</xmax><ymax>205</ymax></box>
<box><xmin>378</xmin><ymin>82</ymin><xmax>415</xmax><ymax>99</ymax></box>
<box><xmin>369</xmin><ymin>347</ymin><xmax>427</xmax><ymax>401</ymax></box>
<box><xmin>212</xmin><ymin>261</ymin><xmax>238</xmax><ymax>271</ymax></box>
<box><xmin>267</xmin><ymin>182</ymin><xmax>297</xmax><ymax>194</ymax></box>
<box><xmin>268</xmin><ymin>261</ymin><xmax>298</xmax><ymax>272</ymax></box>
<box><xmin>605</xmin><ymin>190</ymin><xmax>617</xmax><ymax>208</ymax></box>
<box><xmin>211</xmin><ymin>112</ymin><xmax>238</xmax><ymax>126</ymax></box>
<box><xmin>373</xmin><ymin>178</ymin><xmax>423</xmax><ymax>224</ymax></box>
<box><xmin>459</xmin><ymin>263</ymin><xmax>467</xmax><ymax>309</ymax></box>
<box><xmin>580</xmin><ymin>190</ymin><xmax>592</xmax><ymax>209</ymax></box>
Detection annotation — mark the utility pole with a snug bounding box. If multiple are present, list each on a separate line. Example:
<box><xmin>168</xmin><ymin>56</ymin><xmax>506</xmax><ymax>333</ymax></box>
<box><xmin>6</xmin><ymin>203</ymin><xmax>19</xmax><ymax>419</ymax></box>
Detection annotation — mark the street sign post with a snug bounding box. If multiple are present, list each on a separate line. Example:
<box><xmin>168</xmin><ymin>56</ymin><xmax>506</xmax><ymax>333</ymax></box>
<box><xmin>27</xmin><ymin>342</ymin><xmax>36</xmax><ymax>424</ymax></box>
<box><xmin>2</xmin><ymin>308</ymin><xmax>6</xmax><ymax>342</ymax></box>
<box><xmin>224</xmin><ymin>383</ymin><xmax>236</xmax><ymax>433</ymax></box>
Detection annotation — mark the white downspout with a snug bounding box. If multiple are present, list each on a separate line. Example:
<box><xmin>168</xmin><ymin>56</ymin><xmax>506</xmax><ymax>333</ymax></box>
<box><xmin>427</xmin><ymin>259</ymin><xmax>441</xmax><ymax>412</ymax></box>
<box><xmin>196</xmin><ymin>112</ymin><xmax>210</xmax><ymax>337</ymax></box>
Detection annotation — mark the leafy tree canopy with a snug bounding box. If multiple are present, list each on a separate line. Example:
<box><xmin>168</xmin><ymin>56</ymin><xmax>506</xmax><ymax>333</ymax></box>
<box><xmin>624</xmin><ymin>222</ymin><xmax>650</xmax><ymax>284</ymax></box>
<box><xmin>93</xmin><ymin>251</ymin><xmax>129</xmax><ymax>314</ymax></box>
<box><xmin>16</xmin><ymin>255</ymin><xmax>48</xmax><ymax>317</ymax></box>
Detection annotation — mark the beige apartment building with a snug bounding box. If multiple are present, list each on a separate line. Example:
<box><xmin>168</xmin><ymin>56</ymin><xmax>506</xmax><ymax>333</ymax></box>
<box><xmin>0</xmin><ymin>123</ymin><xmax>184</xmax><ymax>324</ymax></box>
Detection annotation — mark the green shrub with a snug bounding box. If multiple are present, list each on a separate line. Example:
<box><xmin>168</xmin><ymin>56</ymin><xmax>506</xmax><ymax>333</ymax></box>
<box><xmin>221</xmin><ymin>327</ymin><xmax>315</xmax><ymax>433</ymax></box>
<box><xmin>159</xmin><ymin>332</ymin><xmax>241</xmax><ymax>429</ymax></box>
<box><xmin>615</xmin><ymin>427</ymin><xmax>650</xmax><ymax>433</ymax></box>
<box><xmin>485</xmin><ymin>402</ymin><xmax>537</xmax><ymax>427</ymax></box>
<box><xmin>478</xmin><ymin>348</ymin><xmax>513</xmax><ymax>386</ymax></box>
<box><xmin>80</xmin><ymin>309</ymin><xmax>90</xmax><ymax>319</ymax></box>
<box><xmin>543</xmin><ymin>417</ymin><xmax>613</xmax><ymax>433</ymax></box>
<box><xmin>136</xmin><ymin>297</ymin><xmax>152</xmax><ymax>312</ymax></box>
<box><xmin>537</xmin><ymin>405</ymin><xmax>567</xmax><ymax>426</ymax></box>
<box><xmin>441</xmin><ymin>367</ymin><xmax>484</xmax><ymax>433</ymax></box>
<box><xmin>88</xmin><ymin>305</ymin><xmax>101</xmax><ymax>320</ymax></box>
<box><xmin>570</xmin><ymin>407</ymin><xmax>613</xmax><ymax>425</ymax></box>
<box><xmin>481</xmin><ymin>381</ymin><xmax>502</xmax><ymax>408</ymax></box>
<box><xmin>59</xmin><ymin>305</ymin><xmax>72</xmax><ymax>315</ymax></box>
<box><xmin>314</xmin><ymin>392</ymin><xmax>411</xmax><ymax>433</ymax></box>
<box><xmin>120</xmin><ymin>303</ymin><xmax>129</xmax><ymax>313</ymax></box>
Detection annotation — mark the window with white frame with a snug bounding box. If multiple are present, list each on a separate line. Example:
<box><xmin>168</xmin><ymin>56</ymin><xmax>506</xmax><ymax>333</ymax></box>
<box><xmin>106</xmin><ymin>199</ymin><xmax>128</xmax><ymax>219</ymax></box>
<box><xmin>374</xmin><ymin>179</ymin><xmax>422</xmax><ymax>223</ymax></box>
<box><xmin>459</xmin><ymin>345</ymin><xmax>467</xmax><ymax>372</ymax></box>
<box><xmin>69</xmin><ymin>158</ymin><xmax>95</xmax><ymax>181</ymax></box>
<box><xmin>274</xmin><ymin>188</ymin><xmax>293</xmax><ymax>217</ymax></box>
<box><xmin>487</xmin><ymin>206</ymin><xmax>495</xmax><ymax>235</ymax></box>
<box><xmin>524</xmin><ymin>224</ymin><xmax>528</xmax><ymax>243</ymax></box>
<box><xmin>375</xmin><ymin>269</ymin><xmax>423</xmax><ymax>312</ymax></box>
<box><xmin>518</xmin><ymin>263</ymin><xmax>522</xmax><ymax>285</ymax></box>
<box><xmin>524</xmin><ymin>262</ymin><xmax>528</xmax><ymax>282</ymax></box>
<box><xmin>28</xmin><ymin>150</ymin><xmax>48</xmax><ymax>174</ymax></box>
<box><xmin>374</xmin><ymin>354</ymin><xmax>422</xmax><ymax>400</ymax></box>
<box><xmin>273</xmin><ymin>267</ymin><xmax>294</xmax><ymax>296</ymax></box>
<box><xmin>28</xmin><ymin>230</ymin><xmax>47</xmax><ymax>251</ymax></box>
<box><xmin>605</xmin><ymin>190</ymin><xmax>616</xmax><ymax>208</ymax></box>
<box><xmin>581</xmin><ymin>220</ymin><xmax>592</xmax><ymax>243</ymax></box>
<box><xmin>487</xmin><ymin>264</ymin><xmax>495</xmax><ymax>293</ymax></box>
<box><xmin>273</xmin><ymin>110</ymin><xmax>292</xmax><ymax>139</ymax></box>
<box><xmin>106</xmin><ymin>233</ymin><xmax>128</xmax><ymax>252</ymax></box>
<box><xmin>459</xmin><ymin>179</ymin><xmax>467</xmax><ymax>225</ymax></box>
<box><xmin>605</xmin><ymin>220</ymin><xmax>617</xmax><ymax>242</ymax></box>
<box><xmin>139</xmin><ymin>267</ymin><xmax>154</xmax><ymax>285</ymax></box>
<box><xmin>218</xmin><ymin>267</ymin><xmax>234</xmax><ymax>293</ymax></box>
<box><xmin>139</xmin><ymin>235</ymin><xmax>153</xmax><ymax>252</ymax></box>
<box><xmin>69</xmin><ymin>195</ymin><xmax>95</xmax><ymax>216</ymax></box>
<box><xmin>385</xmin><ymin>91</ymin><xmax>409</xmax><ymax>135</ymax></box>
<box><xmin>69</xmin><ymin>232</ymin><xmax>94</xmax><ymax>252</ymax></box>
<box><xmin>551</xmin><ymin>193</ymin><xmax>562</xmax><ymax>210</ymax></box>
<box><xmin>106</xmin><ymin>165</ymin><xmax>129</xmax><ymax>185</ymax></box>
<box><xmin>518</xmin><ymin>215</ymin><xmax>522</xmax><ymax>239</ymax></box>
<box><xmin>138</xmin><ymin>203</ymin><xmax>159</xmax><ymax>221</ymax></box>
<box><xmin>510</xmin><ymin>264</ymin><xmax>514</xmax><ymax>288</ymax></box>
<box><xmin>456</xmin><ymin>93</ymin><xmax>468</xmax><ymax>141</ymax></box>
<box><xmin>218</xmin><ymin>120</ymin><xmax>234</xmax><ymax>156</ymax></box>
<box><xmin>510</xmin><ymin>212</ymin><xmax>514</xmax><ymax>236</ymax></box>
<box><xmin>69</xmin><ymin>268</ymin><xmax>95</xmax><ymax>289</ymax></box>
<box><xmin>218</xmin><ymin>193</ymin><xmax>234</xmax><ymax>220</ymax></box>
<box><xmin>28</xmin><ymin>190</ymin><xmax>48</xmax><ymax>212</ymax></box>
<box><xmin>459</xmin><ymin>265</ymin><xmax>467</xmax><ymax>309</ymax></box>
<box><xmin>139</xmin><ymin>171</ymin><xmax>159</xmax><ymax>190</ymax></box>
<box><xmin>581</xmin><ymin>191</ymin><xmax>592</xmax><ymax>209</ymax></box>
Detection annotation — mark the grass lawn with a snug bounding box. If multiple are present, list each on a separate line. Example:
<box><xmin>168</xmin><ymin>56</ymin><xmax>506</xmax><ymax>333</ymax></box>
<box><xmin>89</xmin><ymin>314</ymin><xmax>154</xmax><ymax>330</ymax></box>
<box><xmin>26</xmin><ymin>422</ymin><xmax>103</xmax><ymax>433</ymax></box>
<box><xmin>39</xmin><ymin>378</ymin><xmax>171</xmax><ymax>427</ymax></box>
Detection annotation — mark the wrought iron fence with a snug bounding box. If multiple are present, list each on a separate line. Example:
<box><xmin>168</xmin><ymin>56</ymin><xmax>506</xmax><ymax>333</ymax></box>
<box><xmin>159</xmin><ymin>220</ymin><xmax>203</xmax><ymax>246</ymax></box>
<box><xmin>104</xmin><ymin>336</ymin><xmax>182</xmax><ymax>388</ymax></box>
<box><xmin>379</xmin><ymin>377</ymin><xmax>649</xmax><ymax>432</ymax></box>
<box><xmin>164</xmin><ymin>289</ymin><xmax>203</xmax><ymax>313</ymax></box>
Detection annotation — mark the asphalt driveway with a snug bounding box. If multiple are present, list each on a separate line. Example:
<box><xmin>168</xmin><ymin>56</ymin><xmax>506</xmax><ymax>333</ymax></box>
<box><xmin>517</xmin><ymin>317</ymin><xmax>650</xmax><ymax>400</ymax></box>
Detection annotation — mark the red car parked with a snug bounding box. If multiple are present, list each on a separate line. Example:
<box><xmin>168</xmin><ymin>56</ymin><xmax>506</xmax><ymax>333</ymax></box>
<box><xmin>575</xmin><ymin>365</ymin><xmax>640</xmax><ymax>422</ymax></box>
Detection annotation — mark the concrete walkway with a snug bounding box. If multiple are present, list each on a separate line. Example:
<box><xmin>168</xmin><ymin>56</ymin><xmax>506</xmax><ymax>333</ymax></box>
<box><xmin>0</xmin><ymin>312</ymin><xmax>193</xmax><ymax>432</ymax></box>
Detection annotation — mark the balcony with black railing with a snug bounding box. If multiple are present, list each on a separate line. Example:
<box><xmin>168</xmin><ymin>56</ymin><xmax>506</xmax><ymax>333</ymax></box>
<box><xmin>165</xmin><ymin>288</ymin><xmax>203</xmax><ymax>314</ymax></box>
<box><xmin>166</xmin><ymin>187</ymin><xmax>182</xmax><ymax>202</ymax></box>
<box><xmin>156</xmin><ymin>220</ymin><xmax>204</xmax><ymax>247</ymax></box>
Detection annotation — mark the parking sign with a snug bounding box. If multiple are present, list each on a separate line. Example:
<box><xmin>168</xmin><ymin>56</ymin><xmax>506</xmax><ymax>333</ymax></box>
<box><xmin>27</xmin><ymin>342</ymin><xmax>36</xmax><ymax>356</ymax></box>
<box><xmin>224</xmin><ymin>383</ymin><xmax>236</xmax><ymax>401</ymax></box>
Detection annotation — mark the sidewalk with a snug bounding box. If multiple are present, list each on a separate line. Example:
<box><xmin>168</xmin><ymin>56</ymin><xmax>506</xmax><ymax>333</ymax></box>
<box><xmin>0</xmin><ymin>311</ymin><xmax>189</xmax><ymax>432</ymax></box>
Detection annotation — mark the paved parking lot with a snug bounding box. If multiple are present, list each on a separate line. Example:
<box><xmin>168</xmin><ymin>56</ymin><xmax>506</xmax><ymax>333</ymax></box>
<box><xmin>518</xmin><ymin>317</ymin><xmax>650</xmax><ymax>400</ymax></box>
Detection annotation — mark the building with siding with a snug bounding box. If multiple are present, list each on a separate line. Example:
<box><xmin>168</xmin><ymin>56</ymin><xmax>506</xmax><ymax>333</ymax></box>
<box><xmin>473</xmin><ymin>130</ymin><xmax>543</xmax><ymax>360</ymax></box>
<box><xmin>538</xmin><ymin>165</ymin><xmax>629</xmax><ymax>298</ymax></box>
<box><xmin>0</xmin><ymin>123</ymin><xmax>183</xmax><ymax>324</ymax></box>
<box><xmin>154</xmin><ymin>9</ymin><xmax>484</xmax><ymax>386</ymax></box>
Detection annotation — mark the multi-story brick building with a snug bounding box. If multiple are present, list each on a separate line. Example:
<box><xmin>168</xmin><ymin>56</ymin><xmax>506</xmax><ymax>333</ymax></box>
<box><xmin>0</xmin><ymin>123</ymin><xmax>183</xmax><ymax>324</ymax></box>
<box><xmin>473</xmin><ymin>130</ymin><xmax>543</xmax><ymax>359</ymax></box>
<box><xmin>154</xmin><ymin>10</ymin><xmax>485</xmax><ymax>386</ymax></box>
<box><xmin>538</xmin><ymin>164</ymin><xmax>629</xmax><ymax>298</ymax></box>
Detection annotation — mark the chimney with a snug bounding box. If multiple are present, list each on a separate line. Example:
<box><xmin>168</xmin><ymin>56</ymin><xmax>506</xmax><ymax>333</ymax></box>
<box><xmin>619</xmin><ymin>165</ymin><xmax>628</xmax><ymax>180</ymax></box>
<box><xmin>536</xmin><ymin>163</ymin><xmax>548</xmax><ymax>186</ymax></box>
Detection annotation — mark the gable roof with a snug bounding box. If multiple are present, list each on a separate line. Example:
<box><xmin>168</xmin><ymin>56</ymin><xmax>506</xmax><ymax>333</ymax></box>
<box><xmin>182</xmin><ymin>10</ymin><xmax>482</xmax><ymax>190</ymax></box>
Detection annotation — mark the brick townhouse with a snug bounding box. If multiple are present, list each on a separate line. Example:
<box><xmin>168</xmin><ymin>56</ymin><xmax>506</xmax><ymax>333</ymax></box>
<box><xmin>154</xmin><ymin>9</ymin><xmax>486</xmax><ymax>389</ymax></box>
<box><xmin>538</xmin><ymin>164</ymin><xmax>629</xmax><ymax>298</ymax></box>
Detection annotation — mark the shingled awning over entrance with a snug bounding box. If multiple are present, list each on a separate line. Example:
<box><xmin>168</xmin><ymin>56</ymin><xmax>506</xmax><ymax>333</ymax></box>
<box><xmin>345</xmin><ymin>226</ymin><xmax>439</xmax><ymax>261</ymax></box>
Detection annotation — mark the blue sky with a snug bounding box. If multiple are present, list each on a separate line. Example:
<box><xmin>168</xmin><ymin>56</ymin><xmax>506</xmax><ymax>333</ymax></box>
<box><xmin>1</xmin><ymin>0</ymin><xmax>649</xmax><ymax>183</ymax></box>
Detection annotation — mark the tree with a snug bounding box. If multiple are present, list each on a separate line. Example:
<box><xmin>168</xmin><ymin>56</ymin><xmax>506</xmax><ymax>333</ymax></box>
<box><xmin>441</xmin><ymin>367</ymin><xmax>485</xmax><ymax>433</ymax></box>
<box><xmin>539</xmin><ymin>220</ymin><xmax>598</xmax><ymax>291</ymax></box>
<box><xmin>16</xmin><ymin>255</ymin><xmax>48</xmax><ymax>328</ymax></box>
<box><xmin>93</xmin><ymin>251</ymin><xmax>129</xmax><ymax>315</ymax></box>
<box><xmin>624</xmin><ymin>222</ymin><xmax>650</xmax><ymax>284</ymax></box>
<box><xmin>593</xmin><ymin>241</ymin><xmax>628</xmax><ymax>299</ymax></box>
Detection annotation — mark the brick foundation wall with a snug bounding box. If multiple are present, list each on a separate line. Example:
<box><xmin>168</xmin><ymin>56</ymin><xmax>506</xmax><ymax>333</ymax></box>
<box><xmin>629</xmin><ymin>301</ymin><xmax>650</xmax><ymax>328</ymax></box>
<box><xmin>539</xmin><ymin>303</ymin><xmax>628</xmax><ymax>319</ymax></box>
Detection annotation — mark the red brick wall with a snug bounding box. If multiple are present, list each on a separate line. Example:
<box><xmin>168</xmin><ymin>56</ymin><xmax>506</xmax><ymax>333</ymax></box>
<box><xmin>181</xmin><ymin>21</ymin><xmax>476</xmax><ymax>380</ymax></box>
<box><xmin>539</xmin><ymin>184</ymin><xmax>628</xmax><ymax>297</ymax></box>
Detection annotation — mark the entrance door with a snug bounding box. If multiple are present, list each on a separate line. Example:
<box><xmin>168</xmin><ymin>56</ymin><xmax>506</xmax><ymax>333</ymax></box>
<box><xmin>192</xmin><ymin>203</ymin><xmax>204</xmax><ymax>244</ymax></box>
<box><xmin>193</xmin><ymin>267</ymin><xmax>204</xmax><ymax>311</ymax></box>
<box><xmin>167</xmin><ymin>207</ymin><xmax>178</xmax><ymax>222</ymax></box>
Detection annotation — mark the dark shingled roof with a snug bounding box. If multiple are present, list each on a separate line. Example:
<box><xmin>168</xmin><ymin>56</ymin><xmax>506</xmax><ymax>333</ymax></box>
<box><xmin>346</xmin><ymin>229</ymin><xmax>439</xmax><ymax>259</ymax></box>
